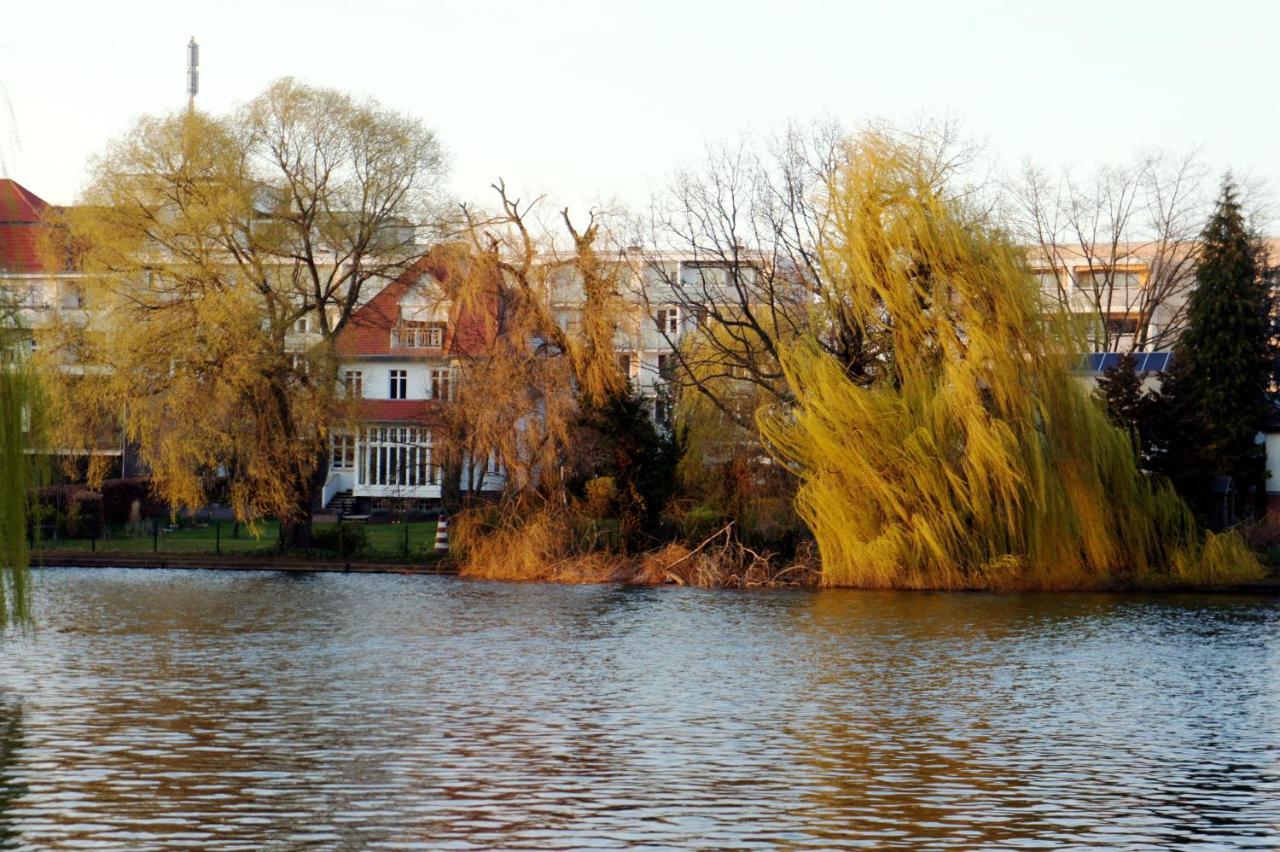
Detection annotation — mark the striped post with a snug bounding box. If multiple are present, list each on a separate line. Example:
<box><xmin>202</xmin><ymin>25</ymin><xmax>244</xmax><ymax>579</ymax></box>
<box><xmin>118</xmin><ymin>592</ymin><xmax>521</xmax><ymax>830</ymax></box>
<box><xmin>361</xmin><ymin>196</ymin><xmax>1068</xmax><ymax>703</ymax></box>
<box><xmin>433</xmin><ymin>512</ymin><xmax>450</xmax><ymax>553</ymax></box>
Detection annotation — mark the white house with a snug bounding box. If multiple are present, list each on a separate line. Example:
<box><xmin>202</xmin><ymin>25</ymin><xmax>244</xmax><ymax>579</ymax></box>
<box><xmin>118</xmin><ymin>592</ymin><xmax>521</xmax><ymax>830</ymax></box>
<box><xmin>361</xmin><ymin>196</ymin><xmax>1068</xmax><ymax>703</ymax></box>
<box><xmin>324</xmin><ymin>252</ymin><xmax>504</xmax><ymax>513</ymax></box>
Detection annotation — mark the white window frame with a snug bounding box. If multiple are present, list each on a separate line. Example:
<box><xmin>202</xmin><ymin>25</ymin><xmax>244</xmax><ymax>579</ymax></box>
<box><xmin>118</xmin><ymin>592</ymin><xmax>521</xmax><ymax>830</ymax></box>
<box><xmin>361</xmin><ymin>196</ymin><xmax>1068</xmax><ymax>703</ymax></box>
<box><xmin>389</xmin><ymin>369</ymin><xmax>408</xmax><ymax>400</ymax></box>
<box><xmin>356</xmin><ymin>426</ymin><xmax>437</xmax><ymax>487</ymax></box>
<box><xmin>342</xmin><ymin>369</ymin><xmax>364</xmax><ymax>398</ymax></box>
<box><xmin>656</xmin><ymin>307</ymin><xmax>680</xmax><ymax>335</ymax></box>
<box><xmin>394</xmin><ymin>321</ymin><xmax>444</xmax><ymax>349</ymax></box>
<box><xmin>331</xmin><ymin>432</ymin><xmax>356</xmax><ymax>470</ymax></box>
<box><xmin>430</xmin><ymin>367</ymin><xmax>452</xmax><ymax>401</ymax></box>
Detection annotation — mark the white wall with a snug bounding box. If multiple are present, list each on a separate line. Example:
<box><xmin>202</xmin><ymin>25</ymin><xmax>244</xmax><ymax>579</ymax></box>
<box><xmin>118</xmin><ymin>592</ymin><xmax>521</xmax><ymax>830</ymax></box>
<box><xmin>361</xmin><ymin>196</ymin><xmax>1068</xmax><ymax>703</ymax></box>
<box><xmin>1266</xmin><ymin>434</ymin><xmax>1280</xmax><ymax>495</ymax></box>
<box><xmin>346</xmin><ymin>359</ymin><xmax>450</xmax><ymax>400</ymax></box>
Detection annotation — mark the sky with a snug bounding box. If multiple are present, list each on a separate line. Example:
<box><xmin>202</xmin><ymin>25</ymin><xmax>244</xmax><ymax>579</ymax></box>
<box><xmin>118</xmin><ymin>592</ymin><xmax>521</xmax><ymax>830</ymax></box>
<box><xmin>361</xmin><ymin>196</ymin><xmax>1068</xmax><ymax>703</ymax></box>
<box><xmin>2</xmin><ymin>0</ymin><xmax>1277</xmax><ymax>224</ymax></box>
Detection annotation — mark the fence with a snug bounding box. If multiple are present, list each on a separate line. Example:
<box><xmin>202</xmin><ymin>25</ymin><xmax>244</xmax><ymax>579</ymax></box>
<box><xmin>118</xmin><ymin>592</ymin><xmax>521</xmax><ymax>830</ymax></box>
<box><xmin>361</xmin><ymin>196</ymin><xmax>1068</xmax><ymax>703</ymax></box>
<box><xmin>30</xmin><ymin>519</ymin><xmax>441</xmax><ymax>560</ymax></box>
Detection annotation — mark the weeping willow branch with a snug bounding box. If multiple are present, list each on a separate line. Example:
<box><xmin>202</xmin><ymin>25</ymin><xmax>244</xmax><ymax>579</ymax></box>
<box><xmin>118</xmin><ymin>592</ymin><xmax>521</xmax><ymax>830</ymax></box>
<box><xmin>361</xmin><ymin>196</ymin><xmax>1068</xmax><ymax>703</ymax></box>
<box><xmin>758</xmin><ymin>132</ymin><xmax>1262</xmax><ymax>590</ymax></box>
<box><xmin>0</xmin><ymin>311</ymin><xmax>42</xmax><ymax>628</ymax></box>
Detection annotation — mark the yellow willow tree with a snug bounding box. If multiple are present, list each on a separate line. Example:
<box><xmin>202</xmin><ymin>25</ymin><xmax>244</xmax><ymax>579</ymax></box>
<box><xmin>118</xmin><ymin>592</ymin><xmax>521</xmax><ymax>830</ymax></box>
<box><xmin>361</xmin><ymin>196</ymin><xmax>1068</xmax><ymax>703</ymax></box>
<box><xmin>41</xmin><ymin>79</ymin><xmax>444</xmax><ymax>546</ymax></box>
<box><xmin>441</xmin><ymin>184</ymin><xmax>670</xmax><ymax>574</ymax></box>
<box><xmin>759</xmin><ymin>132</ymin><xmax>1261</xmax><ymax>590</ymax></box>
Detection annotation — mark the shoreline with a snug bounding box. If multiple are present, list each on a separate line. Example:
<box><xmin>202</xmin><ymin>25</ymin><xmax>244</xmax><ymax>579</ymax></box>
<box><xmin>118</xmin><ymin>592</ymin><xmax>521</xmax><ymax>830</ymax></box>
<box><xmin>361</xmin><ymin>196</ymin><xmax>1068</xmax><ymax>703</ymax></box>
<box><xmin>27</xmin><ymin>551</ymin><xmax>1280</xmax><ymax>594</ymax></box>
<box><xmin>31</xmin><ymin>551</ymin><xmax>458</xmax><ymax>576</ymax></box>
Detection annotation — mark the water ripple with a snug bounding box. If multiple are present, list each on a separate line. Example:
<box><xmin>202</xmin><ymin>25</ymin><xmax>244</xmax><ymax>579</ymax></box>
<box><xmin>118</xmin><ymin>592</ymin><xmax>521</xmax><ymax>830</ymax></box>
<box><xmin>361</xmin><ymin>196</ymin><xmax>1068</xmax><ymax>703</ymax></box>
<box><xmin>0</xmin><ymin>569</ymin><xmax>1276</xmax><ymax>848</ymax></box>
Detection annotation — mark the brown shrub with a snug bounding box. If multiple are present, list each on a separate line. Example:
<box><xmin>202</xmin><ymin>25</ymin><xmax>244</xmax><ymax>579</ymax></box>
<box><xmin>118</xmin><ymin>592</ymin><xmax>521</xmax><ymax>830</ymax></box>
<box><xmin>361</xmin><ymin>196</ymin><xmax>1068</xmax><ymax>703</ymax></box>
<box><xmin>454</xmin><ymin>505</ymin><xmax>820</xmax><ymax>589</ymax></box>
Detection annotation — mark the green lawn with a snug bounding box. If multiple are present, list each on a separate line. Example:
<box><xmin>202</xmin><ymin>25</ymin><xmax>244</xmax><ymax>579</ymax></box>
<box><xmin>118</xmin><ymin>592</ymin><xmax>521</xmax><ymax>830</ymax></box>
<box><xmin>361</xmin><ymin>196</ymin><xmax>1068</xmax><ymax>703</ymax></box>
<box><xmin>32</xmin><ymin>519</ymin><xmax>440</xmax><ymax>558</ymax></box>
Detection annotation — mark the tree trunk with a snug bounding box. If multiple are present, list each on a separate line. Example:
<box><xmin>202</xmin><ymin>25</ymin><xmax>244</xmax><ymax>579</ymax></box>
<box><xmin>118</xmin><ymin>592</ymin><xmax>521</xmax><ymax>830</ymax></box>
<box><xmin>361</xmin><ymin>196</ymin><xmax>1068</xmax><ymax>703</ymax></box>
<box><xmin>442</xmin><ymin>452</ymin><xmax>464</xmax><ymax>513</ymax></box>
<box><xmin>280</xmin><ymin>493</ymin><xmax>315</xmax><ymax>550</ymax></box>
<box><xmin>280</xmin><ymin>452</ymin><xmax>328</xmax><ymax>550</ymax></box>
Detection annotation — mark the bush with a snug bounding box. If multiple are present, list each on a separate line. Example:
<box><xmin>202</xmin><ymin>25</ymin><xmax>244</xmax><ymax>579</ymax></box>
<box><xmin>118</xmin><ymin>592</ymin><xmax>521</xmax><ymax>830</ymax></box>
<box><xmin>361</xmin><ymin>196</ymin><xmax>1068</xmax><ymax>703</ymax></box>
<box><xmin>66</xmin><ymin>492</ymin><xmax>104</xmax><ymax>538</ymax></box>
<box><xmin>312</xmin><ymin>522</ymin><xmax>368</xmax><ymax>556</ymax></box>
<box><xmin>583</xmin><ymin>476</ymin><xmax>618</xmax><ymax>518</ymax></box>
<box><xmin>100</xmin><ymin>478</ymin><xmax>162</xmax><ymax>524</ymax></box>
<box><xmin>680</xmin><ymin>503</ymin><xmax>725</xmax><ymax>542</ymax></box>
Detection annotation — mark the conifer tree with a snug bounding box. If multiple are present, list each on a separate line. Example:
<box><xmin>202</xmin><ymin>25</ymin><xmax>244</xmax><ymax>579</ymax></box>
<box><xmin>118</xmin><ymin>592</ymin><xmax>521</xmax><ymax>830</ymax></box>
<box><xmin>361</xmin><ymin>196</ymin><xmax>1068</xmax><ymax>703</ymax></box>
<box><xmin>1094</xmin><ymin>353</ymin><xmax>1152</xmax><ymax>458</ymax></box>
<box><xmin>1151</xmin><ymin>179</ymin><xmax>1272</xmax><ymax>525</ymax></box>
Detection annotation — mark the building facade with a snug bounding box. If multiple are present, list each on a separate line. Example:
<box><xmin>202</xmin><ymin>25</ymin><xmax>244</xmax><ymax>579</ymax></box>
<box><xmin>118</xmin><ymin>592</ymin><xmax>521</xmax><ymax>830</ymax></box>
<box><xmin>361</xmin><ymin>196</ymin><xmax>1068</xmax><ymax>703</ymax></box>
<box><xmin>324</xmin><ymin>253</ymin><xmax>505</xmax><ymax>513</ymax></box>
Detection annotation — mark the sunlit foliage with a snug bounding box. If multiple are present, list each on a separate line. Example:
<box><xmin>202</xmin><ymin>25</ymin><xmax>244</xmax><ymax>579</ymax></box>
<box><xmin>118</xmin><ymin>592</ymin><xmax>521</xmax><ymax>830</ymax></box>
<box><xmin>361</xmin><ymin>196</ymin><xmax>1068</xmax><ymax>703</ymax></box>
<box><xmin>39</xmin><ymin>80</ymin><xmax>443</xmax><ymax>544</ymax></box>
<box><xmin>759</xmin><ymin>132</ymin><xmax>1262</xmax><ymax>589</ymax></box>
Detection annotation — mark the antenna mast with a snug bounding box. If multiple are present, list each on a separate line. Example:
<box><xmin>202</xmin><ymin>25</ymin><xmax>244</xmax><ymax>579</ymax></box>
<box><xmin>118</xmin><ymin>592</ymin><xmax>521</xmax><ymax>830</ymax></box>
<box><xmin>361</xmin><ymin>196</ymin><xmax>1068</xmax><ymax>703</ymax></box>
<box><xmin>186</xmin><ymin>37</ymin><xmax>199</xmax><ymax>111</ymax></box>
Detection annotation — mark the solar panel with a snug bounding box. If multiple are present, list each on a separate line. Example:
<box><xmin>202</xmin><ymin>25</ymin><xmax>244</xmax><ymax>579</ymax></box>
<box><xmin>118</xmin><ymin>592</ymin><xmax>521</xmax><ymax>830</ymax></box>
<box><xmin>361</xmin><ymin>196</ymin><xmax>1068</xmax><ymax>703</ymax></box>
<box><xmin>1074</xmin><ymin>351</ymin><xmax>1171</xmax><ymax>374</ymax></box>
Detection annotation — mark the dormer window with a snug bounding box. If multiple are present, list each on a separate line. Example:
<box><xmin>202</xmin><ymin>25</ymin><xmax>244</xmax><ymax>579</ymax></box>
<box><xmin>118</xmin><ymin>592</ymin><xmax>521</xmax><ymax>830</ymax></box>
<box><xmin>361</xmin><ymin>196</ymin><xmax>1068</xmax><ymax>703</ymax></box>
<box><xmin>393</xmin><ymin>320</ymin><xmax>445</xmax><ymax>348</ymax></box>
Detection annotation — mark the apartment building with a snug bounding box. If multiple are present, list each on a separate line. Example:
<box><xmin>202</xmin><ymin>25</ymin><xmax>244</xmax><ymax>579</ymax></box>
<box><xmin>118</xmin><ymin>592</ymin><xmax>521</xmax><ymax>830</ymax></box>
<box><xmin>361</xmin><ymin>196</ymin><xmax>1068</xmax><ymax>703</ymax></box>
<box><xmin>9</xmin><ymin>174</ymin><xmax>1280</xmax><ymax>515</ymax></box>
<box><xmin>0</xmin><ymin>179</ymin><xmax>87</xmax><ymax>333</ymax></box>
<box><xmin>0</xmin><ymin>179</ymin><xmax>142</xmax><ymax>476</ymax></box>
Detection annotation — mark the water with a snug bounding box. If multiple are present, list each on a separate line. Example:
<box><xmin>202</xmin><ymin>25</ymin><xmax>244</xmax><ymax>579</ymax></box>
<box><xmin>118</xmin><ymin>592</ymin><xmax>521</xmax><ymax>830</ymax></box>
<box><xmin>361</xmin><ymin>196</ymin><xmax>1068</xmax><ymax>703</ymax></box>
<box><xmin>0</xmin><ymin>569</ymin><xmax>1277</xmax><ymax>849</ymax></box>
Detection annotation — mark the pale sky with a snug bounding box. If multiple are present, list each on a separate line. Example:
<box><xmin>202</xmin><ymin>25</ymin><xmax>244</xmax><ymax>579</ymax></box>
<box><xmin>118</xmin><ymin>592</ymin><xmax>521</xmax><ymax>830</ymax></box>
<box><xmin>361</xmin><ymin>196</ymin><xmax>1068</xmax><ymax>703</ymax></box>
<box><xmin>2</xmin><ymin>0</ymin><xmax>1277</xmax><ymax>221</ymax></box>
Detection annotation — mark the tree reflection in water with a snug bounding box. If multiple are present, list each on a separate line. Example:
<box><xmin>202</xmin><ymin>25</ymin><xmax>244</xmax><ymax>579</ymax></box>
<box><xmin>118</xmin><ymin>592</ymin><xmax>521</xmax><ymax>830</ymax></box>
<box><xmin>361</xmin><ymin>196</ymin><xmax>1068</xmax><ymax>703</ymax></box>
<box><xmin>0</xmin><ymin>699</ymin><xmax>26</xmax><ymax>847</ymax></box>
<box><xmin>0</xmin><ymin>570</ymin><xmax>1275</xmax><ymax>848</ymax></box>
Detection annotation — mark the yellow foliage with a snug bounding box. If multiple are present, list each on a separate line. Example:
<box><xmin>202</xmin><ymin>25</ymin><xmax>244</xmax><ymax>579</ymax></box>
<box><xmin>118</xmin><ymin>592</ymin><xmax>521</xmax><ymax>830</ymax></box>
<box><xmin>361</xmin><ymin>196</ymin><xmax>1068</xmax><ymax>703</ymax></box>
<box><xmin>759</xmin><ymin>131</ymin><xmax>1262</xmax><ymax>590</ymax></box>
<box><xmin>35</xmin><ymin>82</ymin><xmax>442</xmax><ymax>532</ymax></box>
<box><xmin>0</xmin><ymin>314</ymin><xmax>41</xmax><ymax>625</ymax></box>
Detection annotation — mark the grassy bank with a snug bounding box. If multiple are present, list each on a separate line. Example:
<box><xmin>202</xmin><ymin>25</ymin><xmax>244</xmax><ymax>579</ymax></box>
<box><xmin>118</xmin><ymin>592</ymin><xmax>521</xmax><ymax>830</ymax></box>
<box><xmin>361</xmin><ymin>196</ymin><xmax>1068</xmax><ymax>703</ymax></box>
<box><xmin>29</xmin><ymin>520</ymin><xmax>440</xmax><ymax>560</ymax></box>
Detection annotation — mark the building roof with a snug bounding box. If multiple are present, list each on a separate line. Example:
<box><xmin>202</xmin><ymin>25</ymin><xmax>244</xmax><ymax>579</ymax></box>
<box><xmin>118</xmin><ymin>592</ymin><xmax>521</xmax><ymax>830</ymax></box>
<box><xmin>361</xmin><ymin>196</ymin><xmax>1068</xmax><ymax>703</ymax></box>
<box><xmin>0</xmin><ymin>179</ymin><xmax>54</xmax><ymax>274</ymax></box>
<box><xmin>357</xmin><ymin>399</ymin><xmax>444</xmax><ymax>423</ymax></box>
<box><xmin>335</xmin><ymin>244</ymin><xmax>496</xmax><ymax>360</ymax></box>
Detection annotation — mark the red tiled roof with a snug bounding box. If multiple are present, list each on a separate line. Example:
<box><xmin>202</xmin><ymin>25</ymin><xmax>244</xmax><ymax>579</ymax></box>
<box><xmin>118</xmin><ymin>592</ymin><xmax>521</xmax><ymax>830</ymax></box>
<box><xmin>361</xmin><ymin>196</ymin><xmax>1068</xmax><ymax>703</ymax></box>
<box><xmin>357</xmin><ymin>399</ymin><xmax>444</xmax><ymax>423</ymax></box>
<box><xmin>335</xmin><ymin>244</ymin><xmax>497</xmax><ymax>359</ymax></box>
<box><xmin>0</xmin><ymin>179</ymin><xmax>53</xmax><ymax>274</ymax></box>
<box><xmin>0</xmin><ymin>179</ymin><xmax>47</xmax><ymax>221</ymax></box>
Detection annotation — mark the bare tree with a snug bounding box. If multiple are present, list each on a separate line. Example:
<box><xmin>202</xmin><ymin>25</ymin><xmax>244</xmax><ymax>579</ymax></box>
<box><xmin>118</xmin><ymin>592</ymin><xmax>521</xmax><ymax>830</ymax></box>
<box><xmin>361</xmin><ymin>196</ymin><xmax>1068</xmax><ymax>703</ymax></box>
<box><xmin>1008</xmin><ymin>150</ymin><xmax>1211</xmax><ymax>353</ymax></box>
<box><xmin>439</xmin><ymin>181</ymin><xmax>632</xmax><ymax>507</ymax></box>
<box><xmin>637</xmin><ymin>118</ymin><xmax>983</xmax><ymax>429</ymax></box>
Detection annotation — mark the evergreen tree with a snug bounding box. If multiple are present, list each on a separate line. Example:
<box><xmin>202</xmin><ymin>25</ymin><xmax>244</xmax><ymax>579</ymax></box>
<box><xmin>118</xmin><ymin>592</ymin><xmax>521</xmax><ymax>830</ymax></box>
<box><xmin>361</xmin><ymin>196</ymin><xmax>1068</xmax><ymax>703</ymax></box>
<box><xmin>1094</xmin><ymin>352</ymin><xmax>1152</xmax><ymax>459</ymax></box>
<box><xmin>1150</xmin><ymin>179</ymin><xmax>1273</xmax><ymax>526</ymax></box>
<box><xmin>577</xmin><ymin>388</ymin><xmax>679</xmax><ymax>548</ymax></box>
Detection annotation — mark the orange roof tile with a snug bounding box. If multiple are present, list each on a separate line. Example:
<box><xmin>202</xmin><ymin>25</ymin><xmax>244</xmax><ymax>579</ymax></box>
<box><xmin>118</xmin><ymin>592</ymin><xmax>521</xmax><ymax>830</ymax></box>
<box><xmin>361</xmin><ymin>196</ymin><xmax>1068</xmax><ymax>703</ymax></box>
<box><xmin>0</xmin><ymin>179</ymin><xmax>53</xmax><ymax>273</ymax></box>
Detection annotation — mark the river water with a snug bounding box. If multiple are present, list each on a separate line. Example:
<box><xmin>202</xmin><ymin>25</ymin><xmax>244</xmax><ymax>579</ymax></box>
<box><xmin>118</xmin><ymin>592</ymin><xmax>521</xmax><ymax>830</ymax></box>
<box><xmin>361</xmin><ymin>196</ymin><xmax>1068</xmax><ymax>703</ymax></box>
<box><xmin>0</xmin><ymin>568</ymin><xmax>1276</xmax><ymax>849</ymax></box>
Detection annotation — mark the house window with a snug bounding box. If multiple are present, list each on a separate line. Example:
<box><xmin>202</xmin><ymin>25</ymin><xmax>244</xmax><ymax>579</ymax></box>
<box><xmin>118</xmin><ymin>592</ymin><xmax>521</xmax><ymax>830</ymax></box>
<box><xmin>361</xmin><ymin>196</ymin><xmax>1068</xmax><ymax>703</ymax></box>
<box><xmin>655</xmin><ymin>307</ymin><xmax>680</xmax><ymax>335</ymax></box>
<box><xmin>616</xmin><ymin>352</ymin><xmax>633</xmax><ymax>380</ymax></box>
<box><xmin>1031</xmin><ymin>269</ymin><xmax>1062</xmax><ymax>294</ymax></box>
<box><xmin>430</xmin><ymin>367</ymin><xmax>451</xmax><ymax>401</ymax></box>
<box><xmin>656</xmin><ymin>353</ymin><xmax>674</xmax><ymax>381</ymax></box>
<box><xmin>357</xmin><ymin>426</ymin><xmax>436</xmax><ymax>487</ymax></box>
<box><xmin>1104</xmin><ymin>315</ymin><xmax>1141</xmax><ymax>337</ymax></box>
<box><xmin>1077</xmin><ymin>270</ymin><xmax>1143</xmax><ymax>292</ymax></box>
<box><xmin>331</xmin><ymin>433</ymin><xmax>356</xmax><ymax>470</ymax></box>
<box><xmin>61</xmin><ymin>284</ymin><xmax>84</xmax><ymax>310</ymax></box>
<box><xmin>389</xmin><ymin>369</ymin><xmax>408</xmax><ymax>400</ymax></box>
<box><xmin>395</xmin><ymin>320</ymin><xmax>444</xmax><ymax>348</ymax></box>
<box><xmin>294</xmin><ymin>316</ymin><xmax>311</xmax><ymax>334</ymax></box>
<box><xmin>342</xmin><ymin>370</ymin><xmax>363</xmax><ymax>398</ymax></box>
<box><xmin>655</xmin><ymin>397</ymin><xmax>672</xmax><ymax>428</ymax></box>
